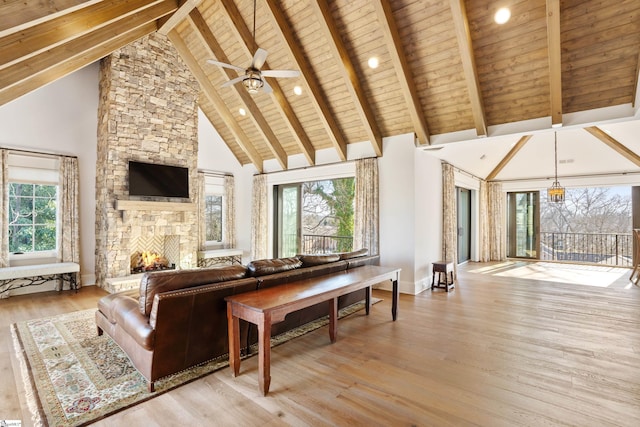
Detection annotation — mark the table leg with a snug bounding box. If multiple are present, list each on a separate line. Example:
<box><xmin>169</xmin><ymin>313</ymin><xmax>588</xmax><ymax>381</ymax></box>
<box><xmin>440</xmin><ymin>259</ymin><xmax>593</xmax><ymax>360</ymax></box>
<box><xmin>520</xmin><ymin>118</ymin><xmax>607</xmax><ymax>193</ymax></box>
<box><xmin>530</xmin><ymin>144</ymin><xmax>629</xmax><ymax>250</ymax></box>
<box><xmin>329</xmin><ymin>298</ymin><xmax>338</xmax><ymax>343</ymax></box>
<box><xmin>258</xmin><ymin>313</ymin><xmax>271</xmax><ymax>396</ymax></box>
<box><xmin>392</xmin><ymin>275</ymin><xmax>399</xmax><ymax>321</ymax></box>
<box><xmin>365</xmin><ymin>286</ymin><xmax>371</xmax><ymax>315</ymax></box>
<box><xmin>226</xmin><ymin>303</ymin><xmax>240</xmax><ymax>377</ymax></box>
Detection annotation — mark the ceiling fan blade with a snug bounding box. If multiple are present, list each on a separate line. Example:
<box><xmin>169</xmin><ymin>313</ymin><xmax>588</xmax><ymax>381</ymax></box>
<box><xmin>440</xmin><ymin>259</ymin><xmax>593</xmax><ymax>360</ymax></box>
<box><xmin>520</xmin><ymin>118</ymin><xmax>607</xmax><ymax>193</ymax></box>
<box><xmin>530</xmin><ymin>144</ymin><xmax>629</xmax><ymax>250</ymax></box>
<box><xmin>261</xmin><ymin>69</ymin><xmax>301</xmax><ymax>78</ymax></box>
<box><xmin>207</xmin><ymin>59</ymin><xmax>245</xmax><ymax>72</ymax></box>
<box><xmin>221</xmin><ymin>75</ymin><xmax>246</xmax><ymax>88</ymax></box>
<box><xmin>251</xmin><ymin>48</ymin><xmax>268</xmax><ymax>70</ymax></box>
<box><xmin>262</xmin><ymin>79</ymin><xmax>273</xmax><ymax>94</ymax></box>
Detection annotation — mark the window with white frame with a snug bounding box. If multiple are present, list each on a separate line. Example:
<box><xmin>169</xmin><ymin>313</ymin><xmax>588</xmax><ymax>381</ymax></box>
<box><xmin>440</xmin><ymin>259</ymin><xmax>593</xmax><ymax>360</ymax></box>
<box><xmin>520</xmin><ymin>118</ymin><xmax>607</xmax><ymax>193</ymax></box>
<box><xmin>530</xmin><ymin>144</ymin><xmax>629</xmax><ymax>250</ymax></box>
<box><xmin>204</xmin><ymin>175</ymin><xmax>224</xmax><ymax>245</ymax></box>
<box><xmin>7</xmin><ymin>153</ymin><xmax>60</xmax><ymax>259</ymax></box>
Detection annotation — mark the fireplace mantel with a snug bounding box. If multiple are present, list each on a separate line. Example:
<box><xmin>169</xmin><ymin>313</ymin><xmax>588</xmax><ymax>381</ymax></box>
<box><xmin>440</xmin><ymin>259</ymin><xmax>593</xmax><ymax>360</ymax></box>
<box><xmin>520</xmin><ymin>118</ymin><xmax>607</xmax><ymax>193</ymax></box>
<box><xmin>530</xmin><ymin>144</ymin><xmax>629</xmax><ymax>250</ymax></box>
<box><xmin>115</xmin><ymin>199</ymin><xmax>196</xmax><ymax>212</ymax></box>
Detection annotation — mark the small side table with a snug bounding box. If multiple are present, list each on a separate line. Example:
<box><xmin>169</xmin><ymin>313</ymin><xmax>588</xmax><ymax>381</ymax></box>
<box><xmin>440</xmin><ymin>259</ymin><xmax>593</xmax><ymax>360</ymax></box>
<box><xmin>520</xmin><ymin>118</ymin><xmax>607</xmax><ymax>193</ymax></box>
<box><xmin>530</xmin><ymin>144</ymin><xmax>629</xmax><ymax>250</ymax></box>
<box><xmin>432</xmin><ymin>261</ymin><xmax>454</xmax><ymax>292</ymax></box>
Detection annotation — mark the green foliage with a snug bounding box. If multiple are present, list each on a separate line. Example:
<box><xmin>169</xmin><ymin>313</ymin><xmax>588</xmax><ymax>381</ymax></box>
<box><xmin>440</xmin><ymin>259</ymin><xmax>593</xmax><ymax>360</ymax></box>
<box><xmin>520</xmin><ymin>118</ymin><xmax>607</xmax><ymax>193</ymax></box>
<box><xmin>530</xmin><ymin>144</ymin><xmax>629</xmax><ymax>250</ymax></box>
<box><xmin>8</xmin><ymin>182</ymin><xmax>58</xmax><ymax>253</ymax></box>
<box><xmin>205</xmin><ymin>195</ymin><xmax>222</xmax><ymax>242</ymax></box>
<box><xmin>306</xmin><ymin>178</ymin><xmax>354</xmax><ymax>252</ymax></box>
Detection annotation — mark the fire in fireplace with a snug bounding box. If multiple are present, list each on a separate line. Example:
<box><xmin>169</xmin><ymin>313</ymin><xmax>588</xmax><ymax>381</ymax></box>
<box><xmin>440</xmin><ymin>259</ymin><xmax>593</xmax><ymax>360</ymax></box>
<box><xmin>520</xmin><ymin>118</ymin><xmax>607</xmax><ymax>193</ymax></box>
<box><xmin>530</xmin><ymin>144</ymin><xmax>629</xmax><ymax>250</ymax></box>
<box><xmin>130</xmin><ymin>250</ymin><xmax>175</xmax><ymax>274</ymax></box>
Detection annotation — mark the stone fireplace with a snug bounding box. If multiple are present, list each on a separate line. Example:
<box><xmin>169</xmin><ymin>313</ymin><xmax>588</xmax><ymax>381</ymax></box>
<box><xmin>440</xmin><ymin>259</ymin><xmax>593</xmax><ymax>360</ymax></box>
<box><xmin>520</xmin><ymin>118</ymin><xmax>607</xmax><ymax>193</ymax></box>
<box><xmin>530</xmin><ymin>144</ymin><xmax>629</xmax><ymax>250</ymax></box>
<box><xmin>95</xmin><ymin>33</ymin><xmax>200</xmax><ymax>291</ymax></box>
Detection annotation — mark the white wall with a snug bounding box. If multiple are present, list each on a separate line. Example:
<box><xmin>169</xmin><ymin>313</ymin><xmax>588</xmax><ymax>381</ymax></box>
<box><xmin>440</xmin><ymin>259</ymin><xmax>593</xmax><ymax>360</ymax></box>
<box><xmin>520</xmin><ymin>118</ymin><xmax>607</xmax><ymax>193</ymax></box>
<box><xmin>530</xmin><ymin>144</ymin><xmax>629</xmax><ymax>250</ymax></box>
<box><xmin>414</xmin><ymin>150</ymin><xmax>443</xmax><ymax>292</ymax></box>
<box><xmin>0</xmin><ymin>63</ymin><xmax>100</xmax><ymax>286</ymax></box>
<box><xmin>197</xmin><ymin>108</ymin><xmax>257</xmax><ymax>263</ymax></box>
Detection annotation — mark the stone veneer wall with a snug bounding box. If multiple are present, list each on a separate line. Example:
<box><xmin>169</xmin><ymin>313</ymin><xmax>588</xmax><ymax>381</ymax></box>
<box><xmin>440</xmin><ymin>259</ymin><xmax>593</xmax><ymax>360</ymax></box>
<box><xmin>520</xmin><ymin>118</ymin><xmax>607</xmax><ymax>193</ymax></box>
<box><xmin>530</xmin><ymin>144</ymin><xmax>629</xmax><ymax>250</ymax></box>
<box><xmin>95</xmin><ymin>33</ymin><xmax>199</xmax><ymax>288</ymax></box>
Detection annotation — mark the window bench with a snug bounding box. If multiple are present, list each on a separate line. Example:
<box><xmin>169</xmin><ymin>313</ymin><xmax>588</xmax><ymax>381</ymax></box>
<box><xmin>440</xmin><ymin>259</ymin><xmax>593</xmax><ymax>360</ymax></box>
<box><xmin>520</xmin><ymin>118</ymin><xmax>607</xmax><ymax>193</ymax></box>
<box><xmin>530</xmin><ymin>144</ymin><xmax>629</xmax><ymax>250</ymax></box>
<box><xmin>197</xmin><ymin>249</ymin><xmax>243</xmax><ymax>268</ymax></box>
<box><xmin>0</xmin><ymin>262</ymin><xmax>80</xmax><ymax>297</ymax></box>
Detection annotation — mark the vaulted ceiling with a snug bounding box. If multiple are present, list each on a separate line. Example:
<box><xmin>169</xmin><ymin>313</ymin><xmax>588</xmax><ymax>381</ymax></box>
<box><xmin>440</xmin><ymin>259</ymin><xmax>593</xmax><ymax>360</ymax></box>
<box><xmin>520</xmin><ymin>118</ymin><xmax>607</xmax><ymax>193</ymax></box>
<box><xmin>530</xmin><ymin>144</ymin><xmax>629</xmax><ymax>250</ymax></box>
<box><xmin>1</xmin><ymin>0</ymin><xmax>640</xmax><ymax>175</ymax></box>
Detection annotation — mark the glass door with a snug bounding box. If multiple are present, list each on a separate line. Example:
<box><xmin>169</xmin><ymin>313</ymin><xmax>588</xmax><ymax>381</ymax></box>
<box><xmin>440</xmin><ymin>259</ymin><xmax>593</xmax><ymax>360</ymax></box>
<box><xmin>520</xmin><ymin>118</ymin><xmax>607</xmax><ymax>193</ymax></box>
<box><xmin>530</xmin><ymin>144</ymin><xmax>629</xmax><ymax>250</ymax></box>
<box><xmin>275</xmin><ymin>184</ymin><xmax>301</xmax><ymax>257</ymax></box>
<box><xmin>457</xmin><ymin>187</ymin><xmax>471</xmax><ymax>263</ymax></box>
<box><xmin>507</xmin><ymin>191</ymin><xmax>540</xmax><ymax>258</ymax></box>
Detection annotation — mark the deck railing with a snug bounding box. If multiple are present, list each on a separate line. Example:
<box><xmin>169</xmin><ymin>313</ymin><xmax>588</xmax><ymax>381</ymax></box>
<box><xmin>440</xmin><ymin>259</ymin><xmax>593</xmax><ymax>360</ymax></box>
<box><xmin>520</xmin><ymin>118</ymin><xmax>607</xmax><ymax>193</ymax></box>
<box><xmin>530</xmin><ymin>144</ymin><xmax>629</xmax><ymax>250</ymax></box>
<box><xmin>282</xmin><ymin>234</ymin><xmax>353</xmax><ymax>256</ymax></box>
<box><xmin>540</xmin><ymin>232</ymin><xmax>633</xmax><ymax>266</ymax></box>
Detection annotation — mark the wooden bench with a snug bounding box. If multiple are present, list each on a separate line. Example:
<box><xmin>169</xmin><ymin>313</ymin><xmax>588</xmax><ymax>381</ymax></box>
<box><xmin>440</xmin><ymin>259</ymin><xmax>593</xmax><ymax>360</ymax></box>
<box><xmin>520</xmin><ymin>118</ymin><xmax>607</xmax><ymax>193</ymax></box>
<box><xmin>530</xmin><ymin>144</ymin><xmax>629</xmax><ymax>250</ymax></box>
<box><xmin>225</xmin><ymin>265</ymin><xmax>401</xmax><ymax>395</ymax></box>
<box><xmin>0</xmin><ymin>262</ymin><xmax>80</xmax><ymax>296</ymax></box>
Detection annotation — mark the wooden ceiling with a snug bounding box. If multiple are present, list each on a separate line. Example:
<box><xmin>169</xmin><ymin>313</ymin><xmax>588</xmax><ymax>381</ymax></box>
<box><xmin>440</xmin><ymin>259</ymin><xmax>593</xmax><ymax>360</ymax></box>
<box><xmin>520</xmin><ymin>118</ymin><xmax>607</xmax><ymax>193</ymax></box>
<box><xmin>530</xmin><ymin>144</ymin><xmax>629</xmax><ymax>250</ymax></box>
<box><xmin>1</xmin><ymin>0</ymin><xmax>639</xmax><ymax>172</ymax></box>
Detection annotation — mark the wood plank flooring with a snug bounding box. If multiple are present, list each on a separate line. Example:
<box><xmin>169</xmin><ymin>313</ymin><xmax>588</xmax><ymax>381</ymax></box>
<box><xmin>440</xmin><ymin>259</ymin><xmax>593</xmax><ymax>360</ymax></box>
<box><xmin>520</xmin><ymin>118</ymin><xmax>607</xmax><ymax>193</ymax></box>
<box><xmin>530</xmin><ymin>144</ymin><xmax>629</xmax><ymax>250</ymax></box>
<box><xmin>1</xmin><ymin>261</ymin><xmax>640</xmax><ymax>426</ymax></box>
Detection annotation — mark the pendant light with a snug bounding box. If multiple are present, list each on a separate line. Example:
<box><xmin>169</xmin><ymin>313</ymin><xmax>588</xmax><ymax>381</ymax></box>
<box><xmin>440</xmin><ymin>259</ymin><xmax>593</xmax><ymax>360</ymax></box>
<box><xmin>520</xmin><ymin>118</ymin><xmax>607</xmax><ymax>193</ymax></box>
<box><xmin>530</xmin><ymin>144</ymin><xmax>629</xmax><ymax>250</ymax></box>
<box><xmin>548</xmin><ymin>132</ymin><xmax>565</xmax><ymax>203</ymax></box>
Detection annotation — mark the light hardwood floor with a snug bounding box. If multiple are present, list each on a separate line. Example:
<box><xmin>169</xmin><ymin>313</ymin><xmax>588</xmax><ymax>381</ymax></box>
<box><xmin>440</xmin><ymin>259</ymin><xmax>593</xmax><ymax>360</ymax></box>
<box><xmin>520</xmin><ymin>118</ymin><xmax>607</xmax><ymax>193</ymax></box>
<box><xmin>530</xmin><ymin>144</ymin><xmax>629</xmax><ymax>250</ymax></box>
<box><xmin>2</xmin><ymin>262</ymin><xmax>640</xmax><ymax>426</ymax></box>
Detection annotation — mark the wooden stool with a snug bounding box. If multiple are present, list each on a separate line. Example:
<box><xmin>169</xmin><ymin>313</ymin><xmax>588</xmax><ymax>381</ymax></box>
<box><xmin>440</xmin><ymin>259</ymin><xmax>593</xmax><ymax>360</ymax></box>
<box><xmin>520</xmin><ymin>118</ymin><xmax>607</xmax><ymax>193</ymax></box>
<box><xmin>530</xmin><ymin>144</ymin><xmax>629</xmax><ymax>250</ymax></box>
<box><xmin>432</xmin><ymin>261</ymin><xmax>454</xmax><ymax>292</ymax></box>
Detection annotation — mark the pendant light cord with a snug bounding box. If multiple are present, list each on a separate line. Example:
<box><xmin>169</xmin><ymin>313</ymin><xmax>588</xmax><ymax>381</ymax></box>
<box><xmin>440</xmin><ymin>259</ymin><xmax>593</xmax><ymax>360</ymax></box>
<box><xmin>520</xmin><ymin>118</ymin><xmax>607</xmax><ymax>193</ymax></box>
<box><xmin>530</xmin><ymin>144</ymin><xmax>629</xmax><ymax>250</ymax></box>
<box><xmin>554</xmin><ymin>132</ymin><xmax>558</xmax><ymax>182</ymax></box>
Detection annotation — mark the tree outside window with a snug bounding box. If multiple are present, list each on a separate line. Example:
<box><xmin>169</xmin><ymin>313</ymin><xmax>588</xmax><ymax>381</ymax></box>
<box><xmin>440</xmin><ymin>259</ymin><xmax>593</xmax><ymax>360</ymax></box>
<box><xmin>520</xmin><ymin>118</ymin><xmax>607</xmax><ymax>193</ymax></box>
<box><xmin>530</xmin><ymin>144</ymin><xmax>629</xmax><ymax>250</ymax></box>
<box><xmin>205</xmin><ymin>194</ymin><xmax>223</xmax><ymax>242</ymax></box>
<box><xmin>8</xmin><ymin>183</ymin><xmax>58</xmax><ymax>253</ymax></box>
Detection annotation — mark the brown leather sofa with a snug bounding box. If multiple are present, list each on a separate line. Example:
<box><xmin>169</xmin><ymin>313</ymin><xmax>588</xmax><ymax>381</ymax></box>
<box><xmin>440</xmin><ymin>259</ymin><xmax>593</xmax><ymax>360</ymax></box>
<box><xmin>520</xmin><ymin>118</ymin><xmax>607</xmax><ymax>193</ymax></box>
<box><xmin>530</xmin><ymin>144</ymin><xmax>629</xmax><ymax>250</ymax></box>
<box><xmin>95</xmin><ymin>249</ymin><xmax>378</xmax><ymax>391</ymax></box>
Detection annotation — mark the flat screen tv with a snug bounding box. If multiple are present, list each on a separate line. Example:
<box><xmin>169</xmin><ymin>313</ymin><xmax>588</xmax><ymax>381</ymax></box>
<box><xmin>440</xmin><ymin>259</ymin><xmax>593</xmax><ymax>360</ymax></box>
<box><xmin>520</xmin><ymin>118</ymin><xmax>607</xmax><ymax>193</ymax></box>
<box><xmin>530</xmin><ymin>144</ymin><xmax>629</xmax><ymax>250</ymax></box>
<box><xmin>128</xmin><ymin>161</ymin><xmax>189</xmax><ymax>199</ymax></box>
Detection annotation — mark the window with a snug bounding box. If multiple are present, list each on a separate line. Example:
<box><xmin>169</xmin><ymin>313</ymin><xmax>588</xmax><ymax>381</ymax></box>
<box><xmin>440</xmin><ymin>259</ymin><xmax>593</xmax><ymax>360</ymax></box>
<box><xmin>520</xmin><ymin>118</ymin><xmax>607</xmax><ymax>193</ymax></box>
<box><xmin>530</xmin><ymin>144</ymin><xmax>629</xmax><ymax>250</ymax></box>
<box><xmin>8</xmin><ymin>183</ymin><xmax>58</xmax><ymax>253</ymax></box>
<box><xmin>204</xmin><ymin>175</ymin><xmax>225</xmax><ymax>245</ymax></box>
<box><xmin>205</xmin><ymin>194</ymin><xmax>223</xmax><ymax>242</ymax></box>
<box><xmin>6</xmin><ymin>153</ymin><xmax>60</xmax><ymax>259</ymax></box>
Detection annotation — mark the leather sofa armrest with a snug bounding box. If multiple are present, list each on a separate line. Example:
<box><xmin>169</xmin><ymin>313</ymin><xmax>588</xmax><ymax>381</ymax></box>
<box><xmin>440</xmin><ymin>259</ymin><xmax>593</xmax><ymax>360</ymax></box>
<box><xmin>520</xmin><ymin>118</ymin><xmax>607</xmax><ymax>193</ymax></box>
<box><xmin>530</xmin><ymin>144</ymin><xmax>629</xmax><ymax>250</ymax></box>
<box><xmin>113</xmin><ymin>296</ymin><xmax>155</xmax><ymax>350</ymax></box>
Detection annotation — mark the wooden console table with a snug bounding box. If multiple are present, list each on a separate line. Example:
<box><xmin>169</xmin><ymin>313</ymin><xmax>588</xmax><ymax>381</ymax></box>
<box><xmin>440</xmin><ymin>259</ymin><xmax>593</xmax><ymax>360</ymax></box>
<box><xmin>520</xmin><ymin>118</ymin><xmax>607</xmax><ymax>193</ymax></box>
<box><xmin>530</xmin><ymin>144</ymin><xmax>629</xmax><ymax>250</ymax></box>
<box><xmin>225</xmin><ymin>265</ymin><xmax>401</xmax><ymax>395</ymax></box>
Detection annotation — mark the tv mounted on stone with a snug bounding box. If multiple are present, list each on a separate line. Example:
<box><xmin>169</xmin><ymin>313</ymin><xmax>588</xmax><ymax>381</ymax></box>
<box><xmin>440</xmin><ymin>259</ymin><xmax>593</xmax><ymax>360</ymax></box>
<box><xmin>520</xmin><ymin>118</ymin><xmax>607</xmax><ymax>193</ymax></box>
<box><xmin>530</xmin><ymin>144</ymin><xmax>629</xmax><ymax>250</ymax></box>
<box><xmin>128</xmin><ymin>161</ymin><xmax>189</xmax><ymax>200</ymax></box>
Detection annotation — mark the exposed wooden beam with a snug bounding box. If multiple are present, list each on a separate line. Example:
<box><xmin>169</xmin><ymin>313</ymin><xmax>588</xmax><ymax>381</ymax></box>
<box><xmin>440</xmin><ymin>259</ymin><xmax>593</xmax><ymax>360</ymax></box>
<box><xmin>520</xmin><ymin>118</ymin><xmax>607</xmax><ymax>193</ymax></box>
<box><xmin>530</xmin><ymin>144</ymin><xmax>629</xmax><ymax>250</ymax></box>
<box><xmin>157</xmin><ymin>0</ymin><xmax>201</xmax><ymax>35</ymax></box>
<box><xmin>0</xmin><ymin>1</ymin><xmax>176</xmax><ymax>96</ymax></box>
<box><xmin>584</xmin><ymin>126</ymin><xmax>640</xmax><ymax>168</ymax></box>
<box><xmin>0</xmin><ymin>0</ymin><xmax>165</xmax><ymax>70</ymax></box>
<box><xmin>0</xmin><ymin>2</ymin><xmax>180</xmax><ymax>107</ymax></box>
<box><xmin>167</xmin><ymin>29</ymin><xmax>264</xmax><ymax>172</ymax></box>
<box><xmin>449</xmin><ymin>0</ymin><xmax>487</xmax><ymax>137</ymax></box>
<box><xmin>633</xmin><ymin>52</ymin><xmax>640</xmax><ymax>108</ymax></box>
<box><xmin>486</xmin><ymin>135</ymin><xmax>532</xmax><ymax>181</ymax></box>
<box><xmin>546</xmin><ymin>0</ymin><xmax>562</xmax><ymax>126</ymax></box>
<box><xmin>372</xmin><ymin>0</ymin><xmax>430</xmax><ymax>146</ymax></box>
<box><xmin>262</xmin><ymin>0</ymin><xmax>347</xmax><ymax>161</ymax></box>
<box><xmin>218</xmin><ymin>0</ymin><xmax>315</xmax><ymax>166</ymax></box>
<box><xmin>188</xmin><ymin>8</ymin><xmax>288</xmax><ymax>170</ymax></box>
<box><xmin>0</xmin><ymin>0</ymin><xmax>101</xmax><ymax>36</ymax></box>
<box><xmin>311</xmin><ymin>0</ymin><xmax>383</xmax><ymax>157</ymax></box>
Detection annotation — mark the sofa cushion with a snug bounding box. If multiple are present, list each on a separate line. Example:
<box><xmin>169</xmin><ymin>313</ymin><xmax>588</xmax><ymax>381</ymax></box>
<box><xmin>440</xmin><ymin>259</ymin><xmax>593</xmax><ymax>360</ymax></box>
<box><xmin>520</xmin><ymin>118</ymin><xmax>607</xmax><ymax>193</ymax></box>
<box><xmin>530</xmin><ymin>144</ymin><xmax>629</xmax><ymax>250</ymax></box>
<box><xmin>298</xmin><ymin>253</ymin><xmax>341</xmax><ymax>267</ymax></box>
<box><xmin>138</xmin><ymin>265</ymin><xmax>248</xmax><ymax>316</ymax></box>
<box><xmin>339</xmin><ymin>248</ymin><xmax>369</xmax><ymax>260</ymax></box>
<box><xmin>247</xmin><ymin>257</ymin><xmax>302</xmax><ymax>276</ymax></box>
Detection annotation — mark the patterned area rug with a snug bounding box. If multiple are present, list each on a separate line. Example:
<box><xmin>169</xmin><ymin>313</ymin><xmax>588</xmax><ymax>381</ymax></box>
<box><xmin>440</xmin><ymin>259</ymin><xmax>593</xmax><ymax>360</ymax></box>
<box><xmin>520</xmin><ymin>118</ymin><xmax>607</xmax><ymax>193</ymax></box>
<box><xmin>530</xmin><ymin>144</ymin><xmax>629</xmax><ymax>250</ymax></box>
<box><xmin>11</xmin><ymin>299</ymin><xmax>376</xmax><ymax>426</ymax></box>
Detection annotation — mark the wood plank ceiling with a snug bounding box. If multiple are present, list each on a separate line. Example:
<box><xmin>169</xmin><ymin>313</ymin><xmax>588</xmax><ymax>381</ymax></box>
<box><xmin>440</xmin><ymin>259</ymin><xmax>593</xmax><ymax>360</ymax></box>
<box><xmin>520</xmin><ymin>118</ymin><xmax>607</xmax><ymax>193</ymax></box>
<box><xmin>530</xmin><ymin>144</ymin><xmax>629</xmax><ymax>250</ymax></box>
<box><xmin>1</xmin><ymin>0</ymin><xmax>639</xmax><ymax>172</ymax></box>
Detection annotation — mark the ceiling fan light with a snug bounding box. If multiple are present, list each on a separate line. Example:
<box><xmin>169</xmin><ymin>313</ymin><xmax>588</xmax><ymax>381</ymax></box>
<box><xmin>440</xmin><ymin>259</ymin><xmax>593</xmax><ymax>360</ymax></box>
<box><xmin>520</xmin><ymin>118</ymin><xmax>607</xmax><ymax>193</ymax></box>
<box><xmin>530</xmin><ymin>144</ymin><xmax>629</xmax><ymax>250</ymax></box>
<box><xmin>243</xmin><ymin>69</ymin><xmax>264</xmax><ymax>93</ymax></box>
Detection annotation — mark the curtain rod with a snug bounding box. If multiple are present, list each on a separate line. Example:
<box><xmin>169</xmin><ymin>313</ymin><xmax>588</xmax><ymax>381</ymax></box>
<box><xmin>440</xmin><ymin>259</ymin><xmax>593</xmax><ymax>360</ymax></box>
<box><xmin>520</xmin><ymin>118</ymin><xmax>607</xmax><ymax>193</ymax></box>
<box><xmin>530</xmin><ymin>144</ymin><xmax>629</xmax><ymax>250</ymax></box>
<box><xmin>198</xmin><ymin>168</ymin><xmax>233</xmax><ymax>177</ymax></box>
<box><xmin>493</xmin><ymin>170</ymin><xmax>640</xmax><ymax>183</ymax></box>
<box><xmin>255</xmin><ymin>157</ymin><xmax>377</xmax><ymax>176</ymax></box>
<box><xmin>1</xmin><ymin>146</ymin><xmax>78</xmax><ymax>159</ymax></box>
<box><xmin>443</xmin><ymin>161</ymin><xmax>483</xmax><ymax>181</ymax></box>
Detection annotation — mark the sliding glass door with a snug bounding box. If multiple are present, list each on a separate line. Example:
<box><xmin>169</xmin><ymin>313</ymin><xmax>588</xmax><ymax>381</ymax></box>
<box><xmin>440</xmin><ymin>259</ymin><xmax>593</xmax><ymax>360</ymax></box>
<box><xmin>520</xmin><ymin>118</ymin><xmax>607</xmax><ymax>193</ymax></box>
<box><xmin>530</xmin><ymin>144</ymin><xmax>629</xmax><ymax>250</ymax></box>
<box><xmin>457</xmin><ymin>187</ymin><xmax>471</xmax><ymax>263</ymax></box>
<box><xmin>276</xmin><ymin>184</ymin><xmax>301</xmax><ymax>257</ymax></box>
<box><xmin>507</xmin><ymin>191</ymin><xmax>539</xmax><ymax>259</ymax></box>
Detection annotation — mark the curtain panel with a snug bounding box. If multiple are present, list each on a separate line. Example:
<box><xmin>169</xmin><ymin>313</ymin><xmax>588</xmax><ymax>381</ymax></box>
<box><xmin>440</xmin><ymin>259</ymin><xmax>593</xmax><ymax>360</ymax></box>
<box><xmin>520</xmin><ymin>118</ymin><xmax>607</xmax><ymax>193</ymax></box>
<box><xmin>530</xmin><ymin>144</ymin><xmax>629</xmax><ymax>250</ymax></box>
<box><xmin>223</xmin><ymin>175</ymin><xmax>236</xmax><ymax>248</ymax></box>
<box><xmin>441</xmin><ymin>162</ymin><xmax>457</xmax><ymax>274</ymax></box>
<box><xmin>251</xmin><ymin>174</ymin><xmax>268</xmax><ymax>260</ymax></box>
<box><xmin>58</xmin><ymin>156</ymin><xmax>81</xmax><ymax>288</ymax></box>
<box><xmin>354</xmin><ymin>158</ymin><xmax>379</xmax><ymax>255</ymax></box>
<box><xmin>479</xmin><ymin>180</ymin><xmax>490</xmax><ymax>262</ymax></box>
<box><xmin>0</xmin><ymin>149</ymin><xmax>7</xmax><ymax>268</ymax></box>
<box><xmin>196</xmin><ymin>171</ymin><xmax>206</xmax><ymax>250</ymax></box>
<box><xmin>488</xmin><ymin>181</ymin><xmax>506</xmax><ymax>260</ymax></box>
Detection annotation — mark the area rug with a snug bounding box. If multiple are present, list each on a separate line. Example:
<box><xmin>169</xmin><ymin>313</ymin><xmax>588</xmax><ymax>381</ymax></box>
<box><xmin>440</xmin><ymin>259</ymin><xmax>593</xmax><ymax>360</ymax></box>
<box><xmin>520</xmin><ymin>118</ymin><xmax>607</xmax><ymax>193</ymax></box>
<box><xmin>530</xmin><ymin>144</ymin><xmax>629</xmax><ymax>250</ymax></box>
<box><xmin>11</xmin><ymin>299</ymin><xmax>377</xmax><ymax>426</ymax></box>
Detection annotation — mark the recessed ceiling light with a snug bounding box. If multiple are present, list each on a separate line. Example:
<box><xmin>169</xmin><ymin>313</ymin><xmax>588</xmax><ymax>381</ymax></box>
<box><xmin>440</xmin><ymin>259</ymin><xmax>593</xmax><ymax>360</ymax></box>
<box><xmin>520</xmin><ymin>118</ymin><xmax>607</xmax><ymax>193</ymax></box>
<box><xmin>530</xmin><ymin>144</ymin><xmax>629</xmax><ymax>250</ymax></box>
<box><xmin>494</xmin><ymin>7</ymin><xmax>511</xmax><ymax>24</ymax></box>
<box><xmin>238</xmin><ymin>108</ymin><xmax>246</xmax><ymax>116</ymax></box>
<box><xmin>368</xmin><ymin>56</ymin><xmax>379</xmax><ymax>69</ymax></box>
<box><xmin>293</xmin><ymin>85</ymin><xmax>302</xmax><ymax>96</ymax></box>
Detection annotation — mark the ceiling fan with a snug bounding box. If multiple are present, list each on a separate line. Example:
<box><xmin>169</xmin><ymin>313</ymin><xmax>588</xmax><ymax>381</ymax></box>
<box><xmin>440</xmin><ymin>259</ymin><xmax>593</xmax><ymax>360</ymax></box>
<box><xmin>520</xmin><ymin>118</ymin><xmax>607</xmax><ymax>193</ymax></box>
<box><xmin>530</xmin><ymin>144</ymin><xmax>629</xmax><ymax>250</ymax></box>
<box><xmin>207</xmin><ymin>0</ymin><xmax>300</xmax><ymax>94</ymax></box>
